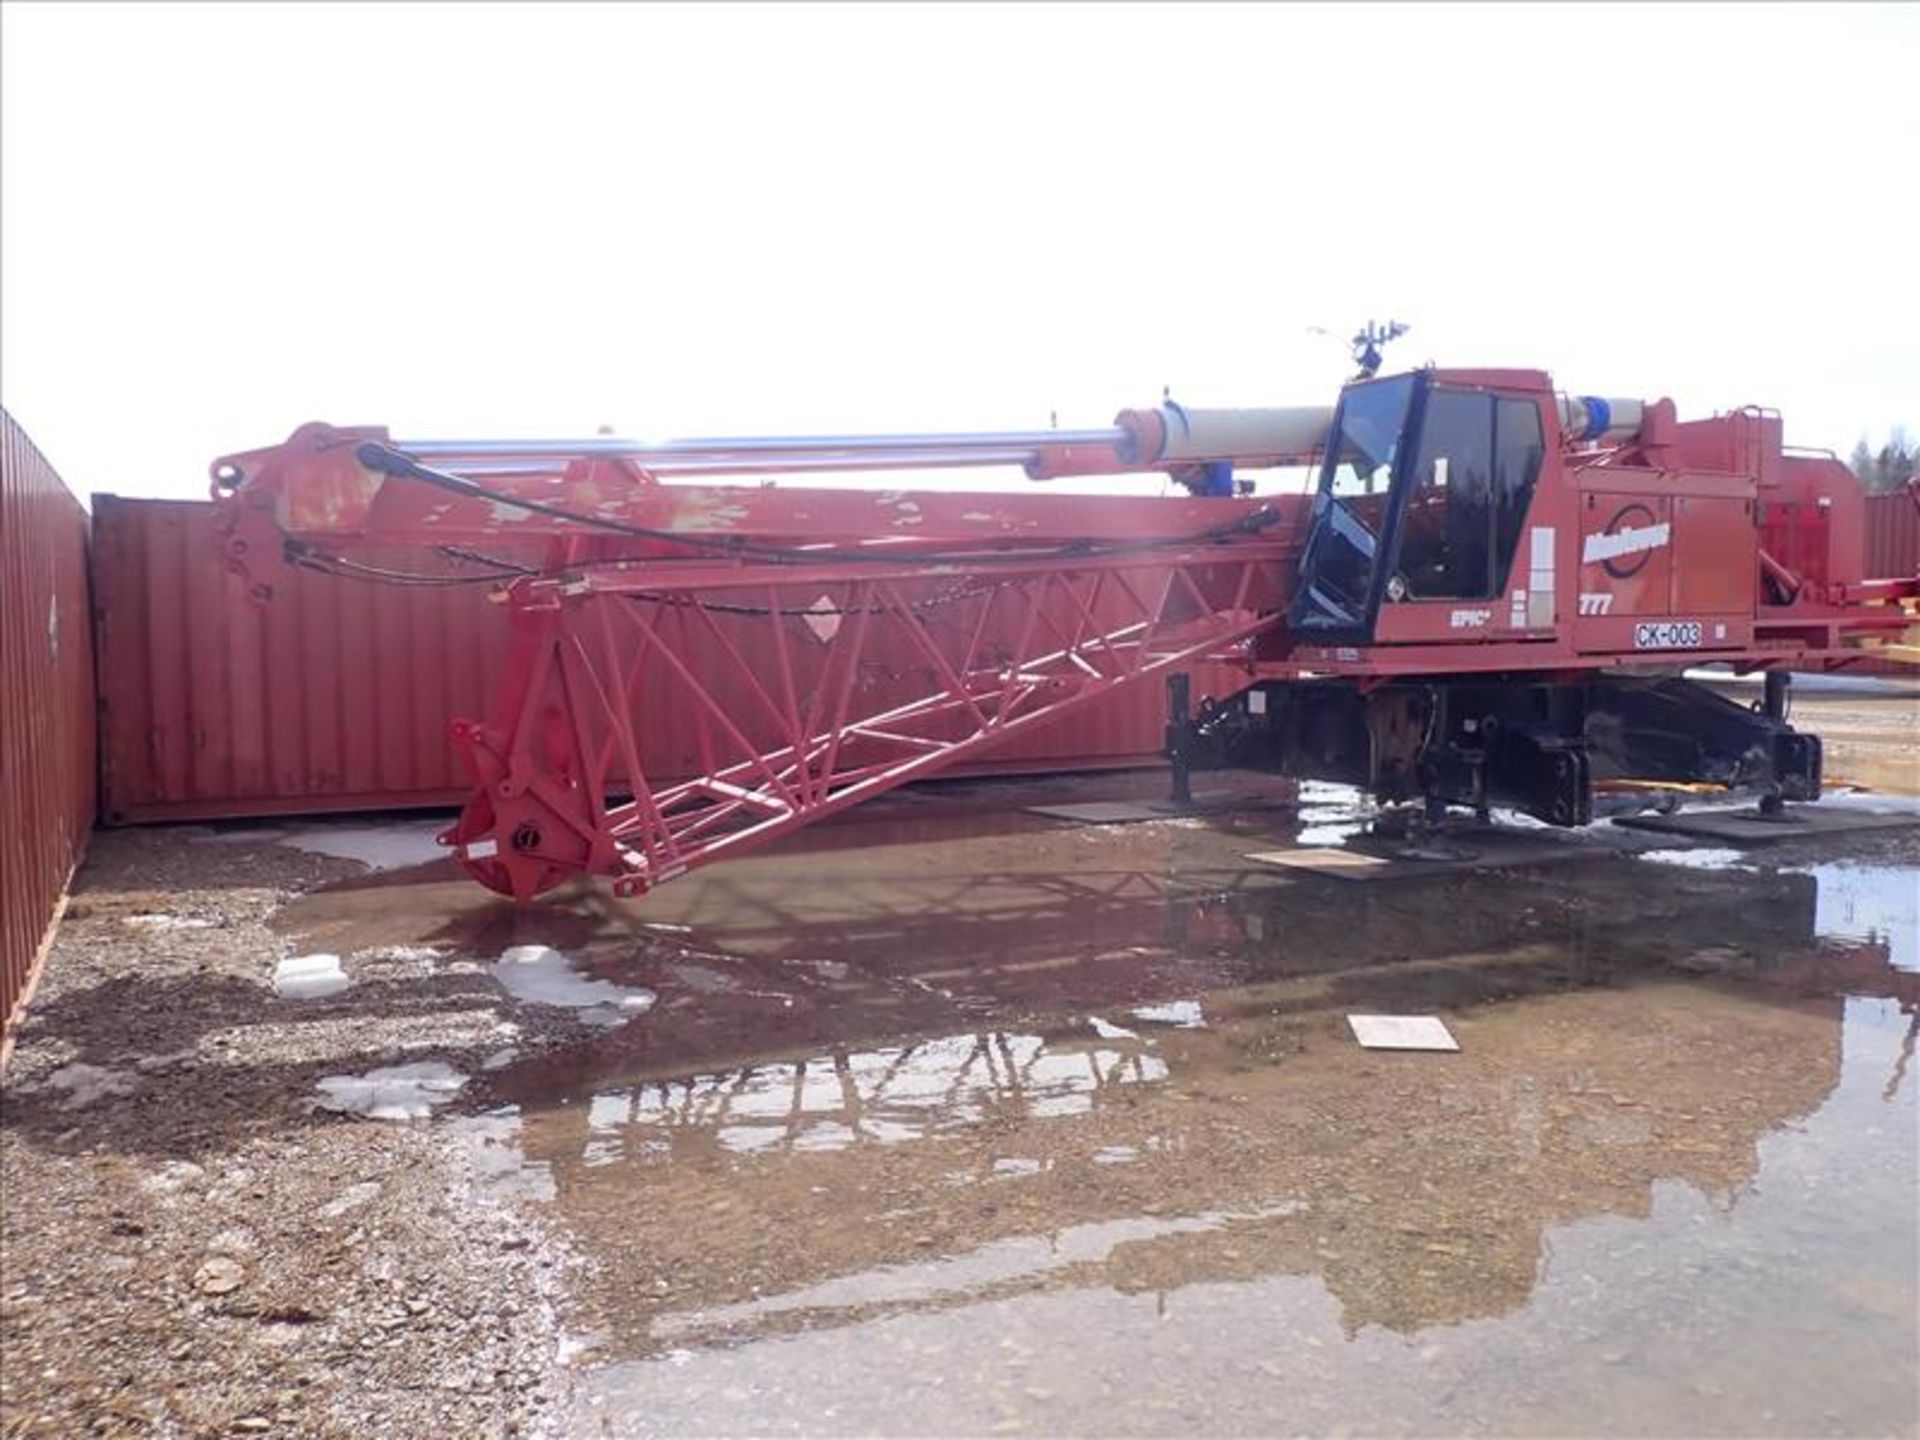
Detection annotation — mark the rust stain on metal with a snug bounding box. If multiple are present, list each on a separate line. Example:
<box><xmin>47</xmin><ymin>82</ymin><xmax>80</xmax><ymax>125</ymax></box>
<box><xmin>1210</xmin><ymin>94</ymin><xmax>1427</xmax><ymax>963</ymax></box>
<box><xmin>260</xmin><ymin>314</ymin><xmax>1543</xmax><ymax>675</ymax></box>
<box><xmin>663</xmin><ymin>492</ymin><xmax>753</xmax><ymax>533</ymax></box>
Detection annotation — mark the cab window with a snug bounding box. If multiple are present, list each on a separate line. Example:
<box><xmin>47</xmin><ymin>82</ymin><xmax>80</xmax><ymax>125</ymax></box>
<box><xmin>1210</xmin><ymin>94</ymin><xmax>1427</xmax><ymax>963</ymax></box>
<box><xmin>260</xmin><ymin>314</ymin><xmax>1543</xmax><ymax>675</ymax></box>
<box><xmin>1397</xmin><ymin>389</ymin><xmax>1494</xmax><ymax>599</ymax></box>
<box><xmin>1493</xmin><ymin>397</ymin><xmax>1545</xmax><ymax>583</ymax></box>
<box><xmin>1393</xmin><ymin>390</ymin><xmax>1546</xmax><ymax>601</ymax></box>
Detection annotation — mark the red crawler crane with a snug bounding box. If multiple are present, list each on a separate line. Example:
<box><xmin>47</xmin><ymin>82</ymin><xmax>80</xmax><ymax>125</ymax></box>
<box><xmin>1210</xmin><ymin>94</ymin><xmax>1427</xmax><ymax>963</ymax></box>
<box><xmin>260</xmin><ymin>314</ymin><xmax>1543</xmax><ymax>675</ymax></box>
<box><xmin>211</xmin><ymin>366</ymin><xmax>1918</xmax><ymax>903</ymax></box>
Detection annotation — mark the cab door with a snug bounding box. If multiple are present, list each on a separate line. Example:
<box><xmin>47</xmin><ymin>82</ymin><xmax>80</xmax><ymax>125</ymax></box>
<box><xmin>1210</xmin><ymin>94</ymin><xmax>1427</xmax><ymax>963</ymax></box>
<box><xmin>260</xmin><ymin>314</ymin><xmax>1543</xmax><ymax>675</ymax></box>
<box><xmin>1369</xmin><ymin>389</ymin><xmax>1552</xmax><ymax>645</ymax></box>
<box><xmin>1288</xmin><ymin>373</ymin><xmax>1422</xmax><ymax>642</ymax></box>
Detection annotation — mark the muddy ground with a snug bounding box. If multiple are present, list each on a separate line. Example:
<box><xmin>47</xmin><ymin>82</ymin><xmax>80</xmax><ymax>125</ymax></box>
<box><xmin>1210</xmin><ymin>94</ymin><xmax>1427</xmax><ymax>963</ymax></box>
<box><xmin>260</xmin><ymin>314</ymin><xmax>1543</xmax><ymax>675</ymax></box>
<box><xmin>2</xmin><ymin>687</ymin><xmax>1916</xmax><ymax>1437</ymax></box>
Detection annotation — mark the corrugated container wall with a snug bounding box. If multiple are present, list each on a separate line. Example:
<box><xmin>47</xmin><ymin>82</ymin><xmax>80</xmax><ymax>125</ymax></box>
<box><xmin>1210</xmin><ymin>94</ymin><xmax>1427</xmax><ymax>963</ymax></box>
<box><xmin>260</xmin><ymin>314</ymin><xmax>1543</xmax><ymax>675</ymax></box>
<box><xmin>94</xmin><ymin>498</ymin><xmax>512</xmax><ymax>822</ymax></box>
<box><xmin>1864</xmin><ymin>490</ymin><xmax>1920</xmax><ymax>583</ymax></box>
<box><xmin>1</xmin><ymin>407</ymin><xmax>95</xmax><ymax>1044</ymax></box>
<box><xmin>94</xmin><ymin>498</ymin><xmax>1226</xmax><ymax>824</ymax></box>
<box><xmin>1861</xmin><ymin>491</ymin><xmax>1920</xmax><ymax>675</ymax></box>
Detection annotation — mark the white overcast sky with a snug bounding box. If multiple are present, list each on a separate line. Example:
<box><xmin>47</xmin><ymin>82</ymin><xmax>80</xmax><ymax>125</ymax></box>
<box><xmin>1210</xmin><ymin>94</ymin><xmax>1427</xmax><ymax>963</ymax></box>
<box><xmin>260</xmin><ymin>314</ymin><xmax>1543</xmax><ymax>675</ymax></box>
<box><xmin>2</xmin><ymin>1</ymin><xmax>1915</xmax><ymax>502</ymax></box>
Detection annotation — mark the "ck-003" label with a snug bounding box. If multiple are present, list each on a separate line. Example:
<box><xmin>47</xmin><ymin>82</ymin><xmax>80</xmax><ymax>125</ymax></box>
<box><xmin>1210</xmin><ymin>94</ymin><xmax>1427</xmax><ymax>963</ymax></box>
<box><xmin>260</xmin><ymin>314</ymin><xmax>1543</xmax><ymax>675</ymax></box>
<box><xmin>1633</xmin><ymin>620</ymin><xmax>1703</xmax><ymax>650</ymax></box>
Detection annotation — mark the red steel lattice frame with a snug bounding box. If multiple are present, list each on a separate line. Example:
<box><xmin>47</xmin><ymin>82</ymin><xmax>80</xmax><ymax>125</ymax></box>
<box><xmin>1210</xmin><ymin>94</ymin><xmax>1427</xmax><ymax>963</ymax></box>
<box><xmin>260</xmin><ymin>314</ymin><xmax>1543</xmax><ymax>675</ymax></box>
<box><xmin>446</xmin><ymin>550</ymin><xmax>1284</xmax><ymax>901</ymax></box>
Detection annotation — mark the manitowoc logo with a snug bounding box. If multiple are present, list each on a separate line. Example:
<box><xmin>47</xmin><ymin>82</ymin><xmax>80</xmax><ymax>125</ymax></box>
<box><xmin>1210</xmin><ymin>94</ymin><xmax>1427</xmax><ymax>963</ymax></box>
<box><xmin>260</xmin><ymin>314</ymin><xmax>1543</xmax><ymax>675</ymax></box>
<box><xmin>1581</xmin><ymin>519</ymin><xmax>1671</xmax><ymax>569</ymax></box>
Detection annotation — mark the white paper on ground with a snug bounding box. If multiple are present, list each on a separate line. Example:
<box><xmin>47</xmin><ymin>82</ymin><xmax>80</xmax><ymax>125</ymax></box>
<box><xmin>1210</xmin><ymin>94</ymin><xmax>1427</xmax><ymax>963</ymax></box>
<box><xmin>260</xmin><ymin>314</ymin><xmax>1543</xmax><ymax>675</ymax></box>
<box><xmin>1347</xmin><ymin>1014</ymin><xmax>1459</xmax><ymax>1052</ymax></box>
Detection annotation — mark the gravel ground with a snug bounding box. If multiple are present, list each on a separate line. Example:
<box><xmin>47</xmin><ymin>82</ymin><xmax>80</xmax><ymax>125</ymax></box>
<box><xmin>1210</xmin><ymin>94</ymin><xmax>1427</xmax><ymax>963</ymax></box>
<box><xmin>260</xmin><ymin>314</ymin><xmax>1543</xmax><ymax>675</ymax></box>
<box><xmin>0</xmin><ymin>828</ymin><xmax>581</xmax><ymax>1438</ymax></box>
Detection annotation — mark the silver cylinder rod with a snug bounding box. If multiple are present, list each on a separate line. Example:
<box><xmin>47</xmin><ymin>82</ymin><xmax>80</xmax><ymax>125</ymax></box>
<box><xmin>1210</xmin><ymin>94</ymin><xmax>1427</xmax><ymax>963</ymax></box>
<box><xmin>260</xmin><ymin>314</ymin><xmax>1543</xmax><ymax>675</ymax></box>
<box><xmin>396</xmin><ymin>428</ymin><xmax>1127</xmax><ymax>465</ymax></box>
<box><xmin>439</xmin><ymin>450</ymin><xmax>1052</xmax><ymax>479</ymax></box>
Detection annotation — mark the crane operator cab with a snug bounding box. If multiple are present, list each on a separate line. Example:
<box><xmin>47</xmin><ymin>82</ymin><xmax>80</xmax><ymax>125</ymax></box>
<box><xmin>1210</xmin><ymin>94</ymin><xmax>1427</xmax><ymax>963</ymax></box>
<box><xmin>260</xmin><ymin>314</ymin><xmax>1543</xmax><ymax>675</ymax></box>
<box><xmin>1171</xmin><ymin>366</ymin><xmax>1826</xmax><ymax>830</ymax></box>
<box><xmin>1289</xmin><ymin>368</ymin><xmax>1549</xmax><ymax>643</ymax></box>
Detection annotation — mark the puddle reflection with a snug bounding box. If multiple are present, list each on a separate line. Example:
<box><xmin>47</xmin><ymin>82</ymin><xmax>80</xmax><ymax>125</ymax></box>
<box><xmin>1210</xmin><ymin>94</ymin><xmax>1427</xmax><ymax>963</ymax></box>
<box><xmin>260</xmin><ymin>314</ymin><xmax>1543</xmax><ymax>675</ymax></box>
<box><xmin>551</xmin><ymin>985</ymin><xmax>1916</xmax><ymax>1438</ymax></box>
<box><xmin>585</xmin><ymin>1028</ymin><xmax>1170</xmax><ymax>1164</ymax></box>
<box><xmin>1805</xmin><ymin>864</ymin><xmax>1918</xmax><ymax>972</ymax></box>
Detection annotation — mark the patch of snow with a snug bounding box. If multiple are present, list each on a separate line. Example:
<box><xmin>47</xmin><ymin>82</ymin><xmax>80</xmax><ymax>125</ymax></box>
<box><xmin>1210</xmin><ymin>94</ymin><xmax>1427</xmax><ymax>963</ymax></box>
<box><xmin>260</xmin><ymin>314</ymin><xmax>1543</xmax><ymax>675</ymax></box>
<box><xmin>1087</xmin><ymin>1016</ymin><xmax>1140</xmax><ymax>1042</ymax></box>
<box><xmin>272</xmin><ymin>953</ymin><xmax>352</xmax><ymax>1000</ymax></box>
<box><xmin>206</xmin><ymin>1226</ymin><xmax>259</xmax><ymax>1258</ymax></box>
<box><xmin>556</xmin><ymin>1331</ymin><xmax>608</xmax><ymax>1367</ymax></box>
<box><xmin>1797</xmin><ymin>790</ymin><xmax>1920</xmax><ymax>816</ymax></box>
<box><xmin>317</xmin><ymin>1181</ymin><xmax>382</xmax><ymax>1218</ymax></box>
<box><xmin>368</xmin><ymin>945</ymin><xmax>443</xmax><ymax>963</ymax></box>
<box><xmin>123</xmin><ymin>914</ymin><xmax>214</xmax><ymax>931</ymax></box>
<box><xmin>665</xmin><ymin>963</ymin><xmax>735</xmax><ymax>994</ymax></box>
<box><xmin>140</xmin><ymin>1159</ymin><xmax>207</xmax><ymax>1194</ymax></box>
<box><xmin>576</xmin><ymin>1005</ymin><xmax>634</xmax><ymax>1029</ymax></box>
<box><xmin>1638</xmin><ymin>847</ymin><xmax>1749</xmax><ymax>871</ymax></box>
<box><xmin>491</xmin><ymin>944</ymin><xmax>655</xmax><ymax>1017</ymax></box>
<box><xmin>135</xmin><ymin>1048</ymin><xmax>198</xmax><ymax>1074</ymax></box>
<box><xmin>1684</xmin><ymin>667</ymin><xmax>1919</xmax><ymax>697</ymax></box>
<box><xmin>1131</xmin><ymin>999</ymin><xmax>1207</xmax><ymax>1029</ymax></box>
<box><xmin>42</xmin><ymin>1062</ymin><xmax>139</xmax><ymax>1109</ymax></box>
<box><xmin>314</xmin><ymin>1062</ymin><xmax>467</xmax><ymax>1121</ymax></box>
<box><xmin>278</xmin><ymin>823</ymin><xmax>447</xmax><ymax>872</ymax></box>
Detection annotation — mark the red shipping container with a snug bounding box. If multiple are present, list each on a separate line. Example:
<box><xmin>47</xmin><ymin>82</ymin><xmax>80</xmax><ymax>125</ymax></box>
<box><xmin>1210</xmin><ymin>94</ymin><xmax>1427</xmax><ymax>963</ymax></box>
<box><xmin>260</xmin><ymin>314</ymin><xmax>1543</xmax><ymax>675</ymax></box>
<box><xmin>1</xmin><ymin>408</ymin><xmax>95</xmax><ymax>1050</ymax></box>
<box><xmin>1858</xmin><ymin>491</ymin><xmax>1920</xmax><ymax>675</ymax></box>
<box><xmin>92</xmin><ymin>497</ymin><xmax>1238</xmax><ymax>825</ymax></box>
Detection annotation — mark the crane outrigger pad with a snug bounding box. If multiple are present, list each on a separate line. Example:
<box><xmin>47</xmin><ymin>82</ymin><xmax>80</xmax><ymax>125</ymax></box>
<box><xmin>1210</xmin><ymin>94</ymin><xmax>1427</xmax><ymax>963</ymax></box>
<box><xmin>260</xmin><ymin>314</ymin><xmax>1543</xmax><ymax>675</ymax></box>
<box><xmin>1247</xmin><ymin>829</ymin><xmax>1597</xmax><ymax>882</ymax></box>
<box><xmin>1025</xmin><ymin>795</ymin><xmax>1295</xmax><ymax>824</ymax></box>
<box><xmin>1612</xmin><ymin>806</ymin><xmax>1918</xmax><ymax>845</ymax></box>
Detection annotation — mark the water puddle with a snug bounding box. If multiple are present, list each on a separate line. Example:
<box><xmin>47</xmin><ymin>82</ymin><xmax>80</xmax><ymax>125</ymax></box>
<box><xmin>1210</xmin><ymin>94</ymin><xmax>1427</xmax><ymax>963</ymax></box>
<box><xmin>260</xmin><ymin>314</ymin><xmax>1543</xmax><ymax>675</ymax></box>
<box><xmin>258</xmin><ymin>773</ymin><xmax>1917</xmax><ymax>1434</ymax></box>
<box><xmin>653</xmin><ymin>1201</ymin><xmax>1306</xmax><ymax>1343</ymax></box>
<box><xmin>496</xmin><ymin>821</ymin><xmax>1919</xmax><ymax>1436</ymax></box>
<box><xmin>551</xmin><ymin>976</ymin><xmax>1917</xmax><ymax>1436</ymax></box>
<box><xmin>1803</xmin><ymin>863</ymin><xmax>1919</xmax><ymax>971</ymax></box>
<box><xmin>277</xmin><ymin>821</ymin><xmax>450</xmax><ymax>872</ymax></box>
<box><xmin>445</xmin><ymin>1107</ymin><xmax>557</xmax><ymax>1203</ymax></box>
